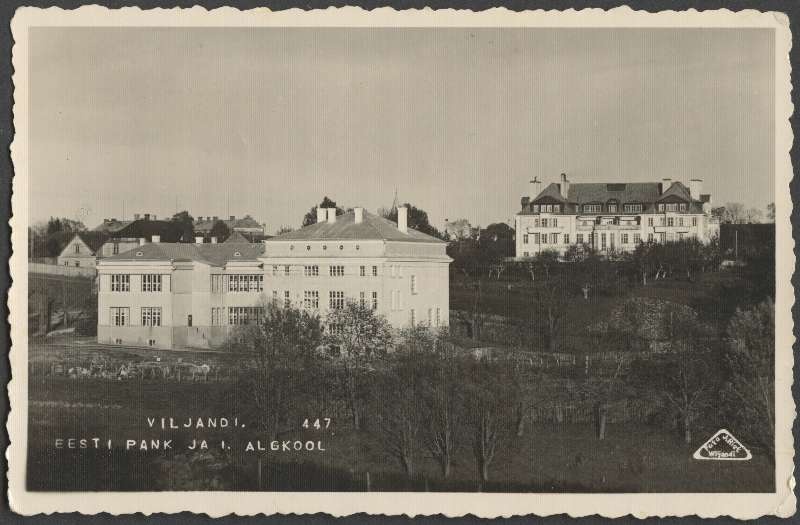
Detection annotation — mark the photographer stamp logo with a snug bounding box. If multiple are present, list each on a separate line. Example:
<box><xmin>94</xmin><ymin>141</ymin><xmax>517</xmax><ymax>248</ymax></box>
<box><xmin>693</xmin><ymin>429</ymin><xmax>752</xmax><ymax>461</ymax></box>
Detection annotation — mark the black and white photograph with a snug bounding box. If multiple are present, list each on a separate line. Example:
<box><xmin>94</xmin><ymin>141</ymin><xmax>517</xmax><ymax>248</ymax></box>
<box><xmin>7</xmin><ymin>6</ymin><xmax>795</xmax><ymax>519</ymax></box>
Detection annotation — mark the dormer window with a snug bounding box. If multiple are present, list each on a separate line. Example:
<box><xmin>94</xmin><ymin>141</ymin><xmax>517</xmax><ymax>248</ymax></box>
<box><xmin>233</xmin><ymin>251</ymin><xmax>241</xmax><ymax>257</ymax></box>
<box><xmin>583</xmin><ymin>204</ymin><xmax>602</xmax><ymax>213</ymax></box>
<box><xmin>624</xmin><ymin>203</ymin><xmax>643</xmax><ymax>213</ymax></box>
<box><xmin>553</xmin><ymin>205</ymin><xmax>560</xmax><ymax>213</ymax></box>
<box><xmin>532</xmin><ymin>205</ymin><xmax>539</xmax><ymax>213</ymax></box>
<box><xmin>679</xmin><ymin>203</ymin><xmax>687</xmax><ymax>212</ymax></box>
<box><xmin>135</xmin><ymin>251</ymin><xmax>143</xmax><ymax>257</ymax></box>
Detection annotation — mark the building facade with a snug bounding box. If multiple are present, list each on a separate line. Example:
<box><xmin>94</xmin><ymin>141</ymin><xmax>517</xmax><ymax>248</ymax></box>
<box><xmin>96</xmin><ymin>207</ymin><xmax>450</xmax><ymax>350</ymax></box>
<box><xmin>57</xmin><ymin>232</ymin><xmax>109</xmax><ymax>268</ymax></box>
<box><xmin>515</xmin><ymin>174</ymin><xmax>719</xmax><ymax>258</ymax></box>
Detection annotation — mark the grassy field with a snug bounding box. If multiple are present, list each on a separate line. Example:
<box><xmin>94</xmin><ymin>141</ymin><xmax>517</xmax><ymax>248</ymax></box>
<box><xmin>27</xmin><ymin>339</ymin><xmax>774</xmax><ymax>493</ymax></box>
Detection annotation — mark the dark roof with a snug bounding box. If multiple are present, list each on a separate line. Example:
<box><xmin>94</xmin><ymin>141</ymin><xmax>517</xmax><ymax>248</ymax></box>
<box><xmin>223</xmin><ymin>231</ymin><xmax>250</xmax><ymax>243</ymax></box>
<box><xmin>102</xmin><ymin>242</ymin><xmax>265</xmax><ymax>266</ymax></box>
<box><xmin>195</xmin><ymin>216</ymin><xmax>263</xmax><ymax>232</ymax></box>
<box><xmin>76</xmin><ymin>231</ymin><xmax>110</xmax><ymax>253</ymax></box>
<box><xmin>523</xmin><ymin>181</ymin><xmax>705</xmax><ymax>215</ymax></box>
<box><xmin>567</xmin><ymin>182</ymin><xmax>663</xmax><ymax>204</ymax></box>
<box><xmin>93</xmin><ymin>219</ymin><xmax>133</xmax><ymax>233</ymax></box>
<box><xmin>110</xmin><ymin>220</ymin><xmax>186</xmax><ymax>242</ymax></box>
<box><xmin>267</xmin><ymin>210</ymin><xmax>445</xmax><ymax>244</ymax></box>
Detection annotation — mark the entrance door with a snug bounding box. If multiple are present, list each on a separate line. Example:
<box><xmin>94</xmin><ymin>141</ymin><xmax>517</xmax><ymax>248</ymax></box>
<box><xmin>187</xmin><ymin>314</ymin><xmax>193</xmax><ymax>327</ymax></box>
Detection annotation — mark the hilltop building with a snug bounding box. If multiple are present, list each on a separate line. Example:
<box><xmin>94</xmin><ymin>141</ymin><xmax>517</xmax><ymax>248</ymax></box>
<box><xmin>515</xmin><ymin>174</ymin><xmax>719</xmax><ymax>258</ymax></box>
<box><xmin>96</xmin><ymin>207</ymin><xmax>450</xmax><ymax>350</ymax></box>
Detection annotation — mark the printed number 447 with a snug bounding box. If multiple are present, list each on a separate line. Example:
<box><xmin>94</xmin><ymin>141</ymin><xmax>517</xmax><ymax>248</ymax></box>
<box><xmin>302</xmin><ymin>418</ymin><xmax>331</xmax><ymax>430</ymax></box>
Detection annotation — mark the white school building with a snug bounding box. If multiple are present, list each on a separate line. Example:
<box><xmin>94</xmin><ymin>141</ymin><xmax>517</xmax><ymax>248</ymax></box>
<box><xmin>96</xmin><ymin>207</ymin><xmax>451</xmax><ymax>350</ymax></box>
<box><xmin>515</xmin><ymin>174</ymin><xmax>719</xmax><ymax>258</ymax></box>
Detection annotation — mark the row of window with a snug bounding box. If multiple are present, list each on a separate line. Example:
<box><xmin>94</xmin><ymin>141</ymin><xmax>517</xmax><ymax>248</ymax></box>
<box><xmin>210</xmin><ymin>274</ymin><xmax>264</xmax><ymax>293</ymax></box>
<box><xmin>531</xmin><ymin>217</ymin><xmax>560</xmax><ymax>228</ymax></box>
<box><xmin>274</xmin><ymin>265</ymin><xmax>381</xmax><ymax>277</ymax></box>
<box><xmin>523</xmin><ymin>233</ymin><xmax>571</xmax><ymax>245</ymax></box>
<box><xmin>409</xmin><ymin>307</ymin><xmax>442</xmax><ymax>327</ymax></box>
<box><xmin>109</xmin><ymin>306</ymin><xmax>161</xmax><ymax>326</ymax></box>
<box><xmin>530</xmin><ymin>204</ymin><xmax>562</xmax><ymax>214</ymax></box>
<box><xmin>648</xmin><ymin>216</ymin><xmax>698</xmax><ymax>227</ymax></box>
<box><xmin>521</xmin><ymin>230</ymin><xmax>696</xmax><ymax>256</ymax></box>
<box><xmin>111</xmin><ymin>274</ymin><xmax>163</xmax><ymax>293</ymax></box>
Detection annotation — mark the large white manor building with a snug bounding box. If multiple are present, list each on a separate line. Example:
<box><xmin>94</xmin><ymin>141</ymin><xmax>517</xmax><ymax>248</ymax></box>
<box><xmin>515</xmin><ymin>174</ymin><xmax>719</xmax><ymax>258</ymax></box>
<box><xmin>96</xmin><ymin>207</ymin><xmax>451</xmax><ymax>350</ymax></box>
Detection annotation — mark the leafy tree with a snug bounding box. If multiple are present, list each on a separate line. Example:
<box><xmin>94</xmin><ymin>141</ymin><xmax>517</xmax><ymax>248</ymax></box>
<box><xmin>721</xmin><ymin>299</ymin><xmax>775</xmax><ymax>456</ymax></box>
<box><xmin>171</xmin><ymin>210</ymin><xmax>194</xmax><ymax>225</ymax></box>
<box><xmin>744</xmin><ymin>208</ymin><xmax>763</xmax><ymax>224</ymax></box>
<box><xmin>171</xmin><ymin>211</ymin><xmax>195</xmax><ymax>241</ymax></box>
<box><xmin>229</xmin><ymin>302</ymin><xmax>324</xmax><ymax>438</ymax></box>
<box><xmin>477</xmin><ymin>223</ymin><xmax>515</xmax><ymax>263</ymax></box>
<box><xmin>302</xmin><ymin>197</ymin><xmax>345</xmax><ymax>227</ymax></box>
<box><xmin>325</xmin><ymin>301</ymin><xmax>393</xmax><ymax>430</ymax></box>
<box><xmin>45</xmin><ymin>216</ymin><xmax>86</xmax><ymax>235</ymax></box>
<box><xmin>209</xmin><ymin>220</ymin><xmax>231</xmax><ymax>242</ymax></box>
<box><xmin>382</xmin><ymin>203</ymin><xmax>442</xmax><ymax>238</ymax></box>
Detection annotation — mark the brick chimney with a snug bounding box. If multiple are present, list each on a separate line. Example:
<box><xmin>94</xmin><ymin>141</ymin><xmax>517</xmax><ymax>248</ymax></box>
<box><xmin>211</xmin><ymin>236</ymin><xmax>217</xmax><ymax>244</ymax></box>
<box><xmin>354</xmin><ymin>207</ymin><xmax>364</xmax><ymax>224</ymax></box>
<box><xmin>144</xmin><ymin>213</ymin><xmax>150</xmax><ymax>221</ymax></box>
<box><xmin>316</xmin><ymin>207</ymin><xmax>327</xmax><ymax>223</ymax></box>
<box><xmin>398</xmin><ymin>206</ymin><xmax>408</xmax><ymax>233</ymax></box>
<box><xmin>326</xmin><ymin>208</ymin><xmax>337</xmax><ymax>224</ymax></box>
<box><xmin>195</xmin><ymin>236</ymin><xmax>203</xmax><ymax>244</ymax></box>
<box><xmin>560</xmin><ymin>173</ymin><xmax>570</xmax><ymax>199</ymax></box>
<box><xmin>661</xmin><ymin>178</ymin><xmax>672</xmax><ymax>195</ymax></box>
<box><xmin>134</xmin><ymin>213</ymin><xmax>141</xmax><ymax>220</ymax></box>
<box><xmin>229</xmin><ymin>215</ymin><xmax>235</xmax><ymax>221</ymax></box>
<box><xmin>529</xmin><ymin>178</ymin><xmax>542</xmax><ymax>201</ymax></box>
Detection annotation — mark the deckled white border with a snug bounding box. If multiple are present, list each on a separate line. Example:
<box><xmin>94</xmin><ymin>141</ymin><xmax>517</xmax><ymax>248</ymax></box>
<box><xmin>7</xmin><ymin>5</ymin><xmax>796</xmax><ymax>518</ymax></box>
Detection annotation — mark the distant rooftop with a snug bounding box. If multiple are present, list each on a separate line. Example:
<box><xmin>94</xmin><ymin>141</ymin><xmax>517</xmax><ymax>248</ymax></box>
<box><xmin>267</xmin><ymin>209</ymin><xmax>445</xmax><ymax>244</ymax></box>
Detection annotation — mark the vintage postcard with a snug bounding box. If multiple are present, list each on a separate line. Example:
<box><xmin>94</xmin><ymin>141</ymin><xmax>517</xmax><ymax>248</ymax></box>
<box><xmin>7</xmin><ymin>5</ymin><xmax>795</xmax><ymax>518</ymax></box>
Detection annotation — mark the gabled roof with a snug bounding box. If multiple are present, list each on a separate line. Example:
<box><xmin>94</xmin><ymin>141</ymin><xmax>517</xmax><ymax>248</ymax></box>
<box><xmin>61</xmin><ymin>231</ymin><xmax>110</xmax><ymax>255</ymax></box>
<box><xmin>534</xmin><ymin>183</ymin><xmax>569</xmax><ymax>203</ymax></box>
<box><xmin>267</xmin><ymin>210</ymin><xmax>445</xmax><ymax>244</ymax></box>
<box><xmin>102</xmin><ymin>242</ymin><xmax>264</xmax><ymax>267</ymax></box>
<box><xmin>223</xmin><ymin>231</ymin><xmax>250</xmax><ymax>243</ymax></box>
<box><xmin>658</xmin><ymin>181</ymin><xmax>693</xmax><ymax>201</ymax></box>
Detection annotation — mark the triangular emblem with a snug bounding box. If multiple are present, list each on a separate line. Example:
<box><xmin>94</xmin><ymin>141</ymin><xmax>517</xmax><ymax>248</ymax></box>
<box><xmin>693</xmin><ymin>429</ymin><xmax>752</xmax><ymax>461</ymax></box>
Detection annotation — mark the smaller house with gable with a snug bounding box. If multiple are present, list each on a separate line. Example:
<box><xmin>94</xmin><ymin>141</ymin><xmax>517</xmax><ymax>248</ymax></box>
<box><xmin>57</xmin><ymin>232</ymin><xmax>110</xmax><ymax>269</ymax></box>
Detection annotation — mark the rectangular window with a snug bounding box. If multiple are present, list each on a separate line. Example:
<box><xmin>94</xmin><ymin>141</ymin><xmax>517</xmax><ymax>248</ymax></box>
<box><xmin>563</xmin><ymin>234</ymin><xmax>569</xmax><ymax>245</ymax></box>
<box><xmin>601</xmin><ymin>233</ymin><xmax>607</xmax><ymax>249</ymax></box>
<box><xmin>541</xmin><ymin>218</ymin><xmax>548</xmax><ymax>228</ymax></box>
<box><xmin>435</xmin><ymin>307</ymin><xmax>441</xmax><ymax>326</ymax></box>
<box><xmin>74</xmin><ymin>243</ymin><xmax>80</xmax><ymax>254</ymax></box>
<box><xmin>427</xmin><ymin>308</ymin><xmax>433</xmax><ymax>326</ymax></box>
<box><xmin>680</xmin><ymin>203</ymin><xmax>687</xmax><ymax>211</ymax></box>
<box><xmin>360</xmin><ymin>265</ymin><xmax>366</xmax><ymax>277</ymax></box>
<box><xmin>532</xmin><ymin>205</ymin><xmax>539</xmax><ymax>213</ymax></box>
<box><xmin>660</xmin><ymin>217</ymin><xmax>666</xmax><ymax>226</ymax></box>
<box><xmin>410</xmin><ymin>309</ymin><xmax>416</xmax><ymax>327</ymax></box>
<box><xmin>141</xmin><ymin>307</ymin><xmax>162</xmax><ymax>327</ymax></box>
<box><xmin>576</xmin><ymin>234</ymin><xmax>584</xmax><ymax>244</ymax></box>
<box><xmin>329</xmin><ymin>291</ymin><xmax>345</xmax><ymax>310</ymax></box>
<box><xmin>624</xmin><ymin>204</ymin><xmax>643</xmax><ymax>213</ymax></box>
<box><xmin>359</xmin><ymin>291</ymin><xmax>366</xmax><ymax>308</ymax></box>
<box><xmin>303</xmin><ymin>290</ymin><xmax>319</xmax><ymax>309</ymax></box>
<box><xmin>523</xmin><ymin>234</ymin><xmax>529</xmax><ymax>244</ymax></box>
<box><xmin>272</xmin><ymin>291</ymin><xmax>278</xmax><ymax>304</ymax></box>
<box><xmin>330</xmin><ymin>265</ymin><xmax>344</xmax><ymax>277</ymax></box>
<box><xmin>633</xmin><ymin>233</ymin><xmax>641</xmax><ymax>243</ymax></box>
<box><xmin>648</xmin><ymin>233</ymin><xmax>654</xmax><ymax>243</ymax></box>
<box><xmin>534</xmin><ymin>233</ymin><xmax>540</xmax><ymax>244</ymax></box>
<box><xmin>554</xmin><ymin>205</ymin><xmax>560</xmax><ymax>213</ymax></box>
<box><xmin>284</xmin><ymin>265</ymin><xmax>290</xmax><ymax>276</ymax></box>
<box><xmin>410</xmin><ymin>275</ymin><xmax>418</xmax><ymax>294</ymax></box>
<box><xmin>678</xmin><ymin>217</ymin><xmax>684</xmax><ymax>227</ymax></box>
<box><xmin>523</xmin><ymin>251</ymin><xmax>529</xmax><ymax>257</ymax></box>
<box><xmin>667</xmin><ymin>217</ymin><xmax>674</xmax><ymax>227</ymax></box>
<box><xmin>272</xmin><ymin>265</ymin><xmax>278</xmax><ymax>276</ymax></box>
<box><xmin>540</xmin><ymin>233</ymin><xmax>547</xmax><ymax>245</ymax></box>
<box><xmin>372</xmin><ymin>266</ymin><xmax>378</xmax><ymax>277</ymax></box>
<box><xmin>112</xmin><ymin>243</ymin><xmax>119</xmax><ymax>255</ymax></box>
<box><xmin>226</xmin><ymin>274</ymin><xmax>264</xmax><ymax>292</ymax></box>
<box><xmin>583</xmin><ymin>204</ymin><xmax>602</xmax><ymax>213</ymax></box>
<box><xmin>552</xmin><ymin>218</ymin><xmax>558</xmax><ymax>227</ymax></box>
<box><xmin>110</xmin><ymin>307</ymin><xmax>129</xmax><ymax>326</ymax></box>
<box><xmin>228</xmin><ymin>307</ymin><xmax>263</xmax><ymax>326</ymax></box>
<box><xmin>659</xmin><ymin>232</ymin><xmax>666</xmax><ymax>243</ymax></box>
<box><xmin>304</xmin><ymin>265</ymin><xmax>319</xmax><ymax>277</ymax></box>
<box><xmin>678</xmin><ymin>232</ymin><xmax>685</xmax><ymax>240</ymax></box>
<box><xmin>211</xmin><ymin>274</ymin><xmax>223</xmax><ymax>293</ymax></box>
<box><xmin>141</xmin><ymin>274</ymin><xmax>162</xmax><ymax>292</ymax></box>
<box><xmin>534</xmin><ymin>218</ymin><xmax>540</xmax><ymax>227</ymax></box>
<box><xmin>648</xmin><ymin>217</ymin><xmax>654</xmax><ymax>226</ymax></box>
<box><xmin>621</xmin><ymin>234</ymin><xmax>629</xmax><ymax>244</ymax></box>
<box><xmin>608</xmin><ymin>204</ymin><xmax>617</xmax><ymax>213</ymax></box>
<box><xmin>111</xmin><ymin>274</ymin><xmax>130</xmax><ymax>292</ymax></box>
<box><xmin>550</xmin><ymin>233</ymin><xmax>558</xmax><ymax>244</ymax></box>
<box><xmin>284</xmin><ymin>290</ymin><xmax>291</xmax><ymax>308</ymax></box>
<box><xmin>658</xmin><ymin>204</ymin><xmax>665</xmax><ymax>212</ymax></box>
<box><xmin>211</xmin><ymin>307</ymin><xmax>223</xmax><ymax>326</ymax></box>
<box><xmin>692</xmin><ymin>217</ymin><xmax>698</xmax><ymax>227</ymax></box>
<box><xmin>372</xmin><ymin>292</ymin><xmax>378</xmax><ymax>310</ymax></box>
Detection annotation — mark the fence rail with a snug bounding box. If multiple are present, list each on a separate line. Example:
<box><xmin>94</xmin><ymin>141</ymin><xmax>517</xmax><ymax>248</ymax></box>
<box><xmin>29</xmin><ymin>262</ymin><xmax>96</xmax><ymax>278</ymax></box>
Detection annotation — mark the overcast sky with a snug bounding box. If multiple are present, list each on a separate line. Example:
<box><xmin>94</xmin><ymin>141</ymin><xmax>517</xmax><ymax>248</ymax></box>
<box><xmin>29</xmin><ymin>27</ymin><xmax>775</xmax><ymax>233</ymax></box>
